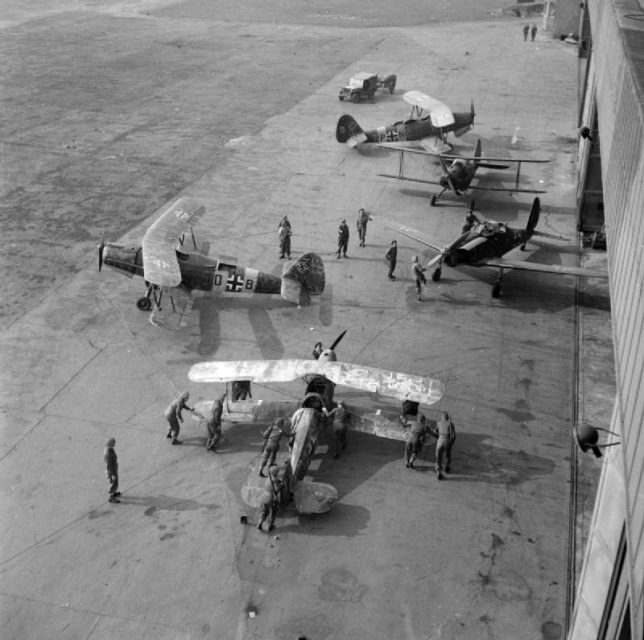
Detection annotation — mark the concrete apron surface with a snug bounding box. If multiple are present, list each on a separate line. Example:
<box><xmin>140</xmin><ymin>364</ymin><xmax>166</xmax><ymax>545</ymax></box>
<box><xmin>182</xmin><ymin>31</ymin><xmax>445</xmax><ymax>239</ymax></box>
<box><xmin>0</xmin><ymin>10</ymin><xmax>611</xmax><ymax>640</ymax></box>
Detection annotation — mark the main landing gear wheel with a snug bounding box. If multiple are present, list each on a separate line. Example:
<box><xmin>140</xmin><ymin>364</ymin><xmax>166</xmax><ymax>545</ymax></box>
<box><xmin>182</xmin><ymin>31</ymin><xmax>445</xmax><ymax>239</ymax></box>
<box><xmin>432</xmin><ymin>268</ymin><xmax>442</xmax><ymax>282</ymax></box>
<box><xmin>137</xmin><ymin>297</ymin><xmax>152</xmax><ymax>311</ymax></box>
<box><xmin>351</xmin><ymin>94</ymin><xmax>360</xmax><ymax>104</ymax></box>
<box><xmin>430</xmin><ymin>195</ymin><xmax>437</xmax><ymax>207</ymax></box>
<box><xmin>491</xmin><ymin>283</ymin><xmax>501</xmax><ymax>298</ymax></box>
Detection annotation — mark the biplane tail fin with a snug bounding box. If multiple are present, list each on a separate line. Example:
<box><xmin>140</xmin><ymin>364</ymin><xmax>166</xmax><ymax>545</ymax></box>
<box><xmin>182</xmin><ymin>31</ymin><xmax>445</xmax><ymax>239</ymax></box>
<box><xmin>280</xmin><ymin>252</ymin><xmax>325</xmax><ymax>305</ymax></box>
<box><xmin>293</xmin><ymin>480</ymin><xmax>338</xmax><ymax>513</ymax></box>
<box><xmin>336</xmin><ymin>114</ymin><xmax>368</xmax><ymax>147</ymax></box>
<box><xmin>526</xmin><ymin>197</ymin><xmax>541</xmax><ymax>236</ymax></box>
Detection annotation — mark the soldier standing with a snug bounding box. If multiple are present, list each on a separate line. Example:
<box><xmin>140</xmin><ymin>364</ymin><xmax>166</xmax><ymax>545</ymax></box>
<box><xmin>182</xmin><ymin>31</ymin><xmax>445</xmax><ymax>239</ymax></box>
<box><xmin>411</xmin><ymin>256</ymin><xmax>427</xmax><ymax>301</ymax></box>
<box><xmin>431</xmin><ymin>411</ymin><xmax>456</xmax><ymax>480</ymax></box>
<box><xmin>278</xmin><ymin>215</ymin><xmax>292</xmax><ymax>259</ymax></box>
<box><xmin>522</xmin><ymin>23</ymin><xmax>529</xmax><ymax>40</ymax></box>
<box><xmin>259</xmin><ymin>417</ymin><xmax>287</xmax><ymax>477</ymax></box>
<box><xmin>356</xmin><ymin>207</ymin><xmax>372</xmax><ymax>247</ymax></box>
<box><xmin>324</xmin><ymin>400</ymin><xmax>349</xmax><ymax>459</ymax></box>
<box><xmin>385</xmin><ymin>240</ymin><xmax>398</xmax><ymax>280</ymax></box>
<box><xmin>530</xmin><ymin>23</ymin><xmax>538</xmax><ymax>41</ymax></box>
<box><xmin>104</xmin><ymin>437</ymin><xmax>121</xmax><ymax>503</ymax></box>
<box><xmin>312</xmin><ymin>341</ymin><xmax>323</xmax><ymax>359</ymax></box>
<box><xmin>205</xmin><ymin>392</ymin><xmax>227</xmax><ymax>451</ymax></box>
<box><xmin>164</xmin><ymin>391</ymin><xmax>194</xmax><ymax>445</ymax></box>
<box><xmin>337</xmin><ymin>220</ymin><xmax>349</xmax><ymax>258</ymax></box>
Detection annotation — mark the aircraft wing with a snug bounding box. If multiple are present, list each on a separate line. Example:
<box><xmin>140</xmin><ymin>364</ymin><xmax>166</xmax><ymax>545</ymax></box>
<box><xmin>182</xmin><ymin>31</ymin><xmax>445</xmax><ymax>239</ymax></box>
<box><xmin>189</xmin><ymin>359</ymin><xmax>325</xmax><ymax>384</ymax></box>
<box><xmin>142</xmin><ymin>197</ymin><xmax>206</xmax><ymax>287</ymax></box>
<box><xmin>467</xmin><ymin>184</ymin><xmax>547</xmax><ymax>194</ymax></box>
<box><xmin>403</xmin><ymin>91</ymin><xmax>455</xmax><ymax>127</ymax></box>
<box><xmin>321</xmin><ymin>362</ymin><xmax>444</xmax><ymax>405</ymax></box>
<box><xmin>378</xmin><ymin>173</ymin><xmax>442</xmax><ymax>187</ymax></box>
<box><xmin>379</xmin><ymin>218</ymin><xmax>444</xmax><ymax>254</ymax></box>
<box><xmin>479</xmin><ymin>258</ymin><xmax>608</xmax><ymax>278</ymax></box>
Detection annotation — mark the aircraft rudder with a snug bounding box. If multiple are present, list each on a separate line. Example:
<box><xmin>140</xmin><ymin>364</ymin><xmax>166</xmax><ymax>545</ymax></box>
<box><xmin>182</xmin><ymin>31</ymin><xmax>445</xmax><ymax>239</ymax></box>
<box><xmin>527</xmin><ymin>197</ymin><xmax>540</xmax><ymax>235</ymax></box>
<box><xmin>336</xmin><ymin>114</ymin><xmax>363</xmax><ymax>144</ymax></box>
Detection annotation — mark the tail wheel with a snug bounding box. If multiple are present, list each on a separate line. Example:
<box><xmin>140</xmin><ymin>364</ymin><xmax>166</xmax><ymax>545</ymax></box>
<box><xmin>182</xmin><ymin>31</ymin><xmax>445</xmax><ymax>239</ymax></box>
<box><xmin>432</xmin><ymin>268</ymin><xmax>442</xmax><ymax>282</ymax></box>
<box><xmin>431</xmin><ymin>195</ymin><xmax>437</xmax><ymax>207</ymax></box>
<box><xmin>137</xmin><ymin>297</ymin><xmax>152</xmax><ymax>311</ymax></box>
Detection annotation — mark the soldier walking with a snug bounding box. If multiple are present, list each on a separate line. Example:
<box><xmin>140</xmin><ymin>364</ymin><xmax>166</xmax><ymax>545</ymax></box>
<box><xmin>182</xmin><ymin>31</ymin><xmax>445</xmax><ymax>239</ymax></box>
<box><xmin>337</xmin><ymin>219</ymin><xmax>349</xmax><ymax>258</ymax></box>
<box><xmin>259</xmin><ymin>417</ymin><xmax>287</xmax><ymax>477</ymax></box>
<box><xmin>164</xmin><ymin>391</ymin><xmax>194</xmax><ymax>445</ymax></box>
<box><xmin>385</xmin><ymin>240</ymin><xmax>398</xmax><ymax>280</ymax></box>
<box><xmin>530</xmin><ymin>23</ymin><xmax>538</xmax><ymax>41</ymax></box>
<box><xmin>411</xmin><ymin>255</ymin><xmax>427</xmax><ymax>301</ymax></box>
<box><xmin>356</xmin><ymin>207</ymin><xmax>372</xmax><ymax>247</ymax></box>
<box><xmin>522</xmin><ymin>23</ymin><xmax>529</xmax><ymax>40</ymax></box>
<box><xmin>431</xmin><ymin>411</ymin><xmax>456</xmax><ymax>480</ymax></box>
<box><xmin>104</xmin><ymin>437</ymin><xmax>121</xmax><ymax>503</ymax></box>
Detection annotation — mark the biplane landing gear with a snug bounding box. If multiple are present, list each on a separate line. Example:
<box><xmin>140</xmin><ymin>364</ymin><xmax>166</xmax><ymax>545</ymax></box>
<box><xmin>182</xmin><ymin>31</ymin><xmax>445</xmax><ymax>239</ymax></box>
<box><xmin>431</xmin><ymin>195</ymin><xmax>437</xmax><ymax>207</ymax></box>
<box><xmin>137</xmin><ymin>282</ymin><xmax>161</xmax><ymax>312</ymax></box>
<box><xmin>492</xmin><ymin>269</ymin><xmax>504</xmax><ymax>298</ymax></box>
<box><xmin>432</xmin><ymin>267</ymin><xmax>442</xmax><ymax>282</ymax></box>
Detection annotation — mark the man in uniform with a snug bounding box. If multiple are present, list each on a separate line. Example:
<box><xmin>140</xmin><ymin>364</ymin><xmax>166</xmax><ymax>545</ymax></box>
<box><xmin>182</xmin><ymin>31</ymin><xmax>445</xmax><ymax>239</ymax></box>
<box><xmin>104</xmin><ymin>437</ymin><xmax>121</xmax><ymax>503</ymax></box>
<box><xmin>411</xmin><ymin>255</ymin><xmax>427</xmax><ymax>301</ymax></box>
<box><xmin>257</xmin><ymin>466</ymin><xmax>283</xmax><ymax>533</ymax></box>
<box><xmin>259</xmin><ymin>417</ymin><xmax>288</xmax><ymax>477</ymax></box>
<box><xmin>356</xmin><ymin>207</ymin><xmax>372</xmax><ymax>247</ymax></box>
<box><xmin>278</xmin><ymin>215</ymin><xmax>292</xmax><ymax>259</ymax></box>
<box><xmin>405</xmin><ymin>415</ymin><xmax>429</xmax><ymax>469</ymax></box>
<box><xmin>431</xmin><ymin>411</ymin><xmax>456</xmax><ymax>480</ymax></box>
<box><xmin>205</xmin><ymin>392</ymin><xmax>227</xmax><ymax>451</ymax></box>
<box><xmin>165</xmin><ymin>391</ymin><xmax>194</xmax><ymax>445</ymax></box>
<box><xmin>385</xmin><ymin>240</ymin><xmax>398</xmax><ymax>280</ymax></box>
<box><xmin>231</xmin><ymin>380</ymin><xmax>252</xmax><ymax>401</ymax></box>
<box><xmin>324</xmin><ymin>400</ymin><xmax>349</xmax><ymax>459</ymax></box>
<box><xmin>337</xmin><ymin>219</ymin><xmax>349</xmax><ymax>258</ymax></box>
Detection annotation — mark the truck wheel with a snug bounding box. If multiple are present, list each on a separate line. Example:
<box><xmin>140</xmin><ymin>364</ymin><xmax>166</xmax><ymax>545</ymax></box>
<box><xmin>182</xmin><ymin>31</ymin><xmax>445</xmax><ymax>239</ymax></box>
<box><xmin>339</xmin><ymin>96</ymin><xmax>344</xmax><ymax>101</ymax></box>
<box><xmin>351</xmin><ymin>94</ymin><xmax>360</xmax><ymax>103</ymax></box>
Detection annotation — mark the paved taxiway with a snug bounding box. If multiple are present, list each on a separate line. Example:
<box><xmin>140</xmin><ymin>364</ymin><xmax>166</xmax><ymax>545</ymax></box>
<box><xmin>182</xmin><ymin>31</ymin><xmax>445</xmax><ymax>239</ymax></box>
<box><xmin>1</xmin><ymin>3</ymin><xmax>613</xmax><ymax>639</ymax></box>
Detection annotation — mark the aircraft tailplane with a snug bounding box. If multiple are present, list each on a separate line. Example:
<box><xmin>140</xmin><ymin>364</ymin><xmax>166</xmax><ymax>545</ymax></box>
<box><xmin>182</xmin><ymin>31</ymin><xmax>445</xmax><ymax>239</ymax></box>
<box><xmin>526</xmin><ymin>197</ymin><xmax>541</xmax><ymax>236</ymax></box>
<box><xmin>280</xmin><ymin>252</ymin><xmax>325</xmax><ymax>305</ymax></box>
<box><xmin>336</xmin><ymin>114</ymin><xmax>368</xmax><ymax>146</ymax></box>
<box><xmin>293</xmin><ymin>480</ymin><xmax>338</xmax><ymax>513</ymax></box>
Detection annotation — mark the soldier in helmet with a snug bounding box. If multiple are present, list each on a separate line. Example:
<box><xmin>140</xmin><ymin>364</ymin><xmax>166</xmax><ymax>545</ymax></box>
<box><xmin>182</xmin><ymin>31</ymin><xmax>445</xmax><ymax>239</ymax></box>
<box><xmin>259</xmin><ymin>417</ymin><xmax>288</xmax><ymax>477</ymax></box>
<box><xmin>104</xmin><ymin>437</ymin><xmax>121</xmax><ymax>503</ymax></box>
<box><xmin>164</xmin><ymin>390</ymin><xmax>194</xmax><ymax>445</ymax></box>
<box><xmin>257</xmin><ymin>465</ymin><xmax>283</xmax><ymax>533</ymax></box>
<box><xmin>405</xmin><ymin>414</ymin><xmax>429</xmax><ymax>469</ymax></box>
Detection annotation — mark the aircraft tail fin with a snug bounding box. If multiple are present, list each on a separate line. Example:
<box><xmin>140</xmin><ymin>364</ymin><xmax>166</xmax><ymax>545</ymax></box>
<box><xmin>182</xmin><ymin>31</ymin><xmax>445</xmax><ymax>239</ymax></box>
<box><xmin>526</xmin><ymin>197</ymin><xmax>540</xmax><ymax>236</ymax></box>
<box><xmin>336</xmin><ymin>114</ymin><xmax>368</xmax><ymax>147</ymax></box>
<box><xmin>474</xmin><ymin>139</ymin><xmax>482</xmax><ymax>166</ymax></box>
<box><xmin>280</xmin><ymin>252</ymin><xmax>325</xmax><ymax>305</ymax></box>
<box><xmin>293</xmin><ymin>480</ymin><xmax>338</xmax><ymax>513</ymax></box>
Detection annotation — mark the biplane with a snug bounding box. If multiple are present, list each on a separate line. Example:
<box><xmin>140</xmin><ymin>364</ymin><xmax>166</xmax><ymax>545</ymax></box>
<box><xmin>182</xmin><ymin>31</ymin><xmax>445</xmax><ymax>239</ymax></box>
<box><xmin>336</xmin><ymin>91</ymin><xmax>475</xmax><ymax>152</ymax></box>
<box><xmin>382</xmin><ymin>198</ymin><xmax>608</xmax><ymax>298</ymax></box>
<box><xmin>379</xmin><ymin>138</ymin><xmax>550</xmax><ymax>205</ymax></box>
<box><xmin>188</xmin><ymin>331</ymin><xmax>444</xmax><ymax>514</ymax></box>
<box><xmin>98</xmin><ymin>197</ymin><xmax>325</xmax><ymax>312</ymax></box>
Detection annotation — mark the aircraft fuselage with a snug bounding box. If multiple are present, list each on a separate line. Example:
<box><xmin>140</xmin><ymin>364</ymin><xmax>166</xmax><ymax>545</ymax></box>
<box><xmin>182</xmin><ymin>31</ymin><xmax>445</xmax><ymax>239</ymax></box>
<box><xmin>446</xmin><ymin>222</ymin><xmax>530</xmax><ymax>266</ymax></box>
<box><xmin>102</xmin><ymin>243</ymin><xmax>281</xmax><ymax>295</ymax></box>
<box><xmin>364</xmin><ymin>110</ymin><xmax>474</xmax><ymax>144</ymax></box>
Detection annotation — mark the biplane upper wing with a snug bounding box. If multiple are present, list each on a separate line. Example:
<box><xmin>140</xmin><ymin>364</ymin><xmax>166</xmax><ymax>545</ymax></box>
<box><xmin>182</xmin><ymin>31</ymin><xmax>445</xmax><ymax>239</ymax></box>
<box><xmin>188</xmin><ymin>359</ymin><xmax>325</xmax><ymax>384</ymax></box>
<box><xmin>142</xmin><ymin>197</ymin><xmax>206</xmax><ymax>287</ymax></box>
<box><xmin>403</xmin><ymin>91</ymin><xmax>455</xmax><ymax>127</ymax></box>
<box><xmin>320</xmin><ymin>361</ymin><xmax>444</xmax><ymax>405</ymax></box>
<box><xmin>479</xmin><ymin>258</ymin><xmax>608</xmax><ymax>278</ymax></box>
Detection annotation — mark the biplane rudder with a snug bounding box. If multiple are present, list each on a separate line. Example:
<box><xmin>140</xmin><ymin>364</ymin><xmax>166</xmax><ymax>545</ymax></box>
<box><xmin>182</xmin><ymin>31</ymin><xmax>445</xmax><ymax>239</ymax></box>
<box><xmin>280</xmin><ymin>252</ymin><xmax>325</xmax><ymax>305</ymax></box>
<box><xmin>336</xmin><ymin>114</ymin><xmax>366</xmax><ymax>145</ymax></box>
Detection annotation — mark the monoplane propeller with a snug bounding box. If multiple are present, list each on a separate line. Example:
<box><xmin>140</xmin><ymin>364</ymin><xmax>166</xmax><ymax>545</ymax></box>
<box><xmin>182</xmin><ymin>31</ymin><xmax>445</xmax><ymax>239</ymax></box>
<box><xmin>98</xmin><ymin>231</ymin><xmax>106</xmax><ymax>272</ymax></box>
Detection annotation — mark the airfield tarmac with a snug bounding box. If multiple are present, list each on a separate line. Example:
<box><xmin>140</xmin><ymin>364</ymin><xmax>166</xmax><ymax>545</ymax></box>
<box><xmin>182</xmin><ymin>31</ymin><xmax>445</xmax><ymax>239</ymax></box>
<box><xmin>0</xmin><ymin>2</ymin><xmax>614</xmax><ymax>640</ymax></box>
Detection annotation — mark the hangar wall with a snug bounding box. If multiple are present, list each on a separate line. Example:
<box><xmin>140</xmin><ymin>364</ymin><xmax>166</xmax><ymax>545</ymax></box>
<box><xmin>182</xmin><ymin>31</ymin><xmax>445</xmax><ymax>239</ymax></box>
<box><xmin>568</xmin><ymin>0</ymin><xmax>644</xmax><ymax>638</ymax></box>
